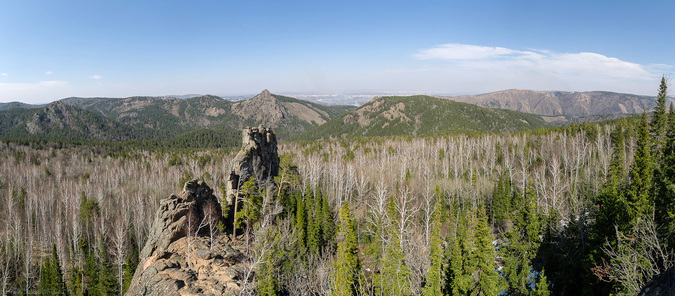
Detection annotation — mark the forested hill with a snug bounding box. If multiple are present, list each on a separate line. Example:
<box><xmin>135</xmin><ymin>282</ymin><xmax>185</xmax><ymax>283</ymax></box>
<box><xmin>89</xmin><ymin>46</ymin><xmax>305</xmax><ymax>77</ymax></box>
<box><xmin>0</xmin><ymin>101</ymin><xmax>156</xmax><ymax>142</ymax></box>
<box><xmin>0</xmin><ymin>101</ymin><xmax>42</xmax><ymax>111</ymax></box>
<box><xmin>446</xmin><ymin>89</ymin><xmax>665</xmax><ymax>117</ymax></box>
<box><xmin>294</xmin><ymin>95</ymin><xmax>550</xmax><ymax>140</ymax></box>
<box><xmin>60</xmin><ymin>90</ymin><xmax>356</xmax><ymax>140</ymax></box>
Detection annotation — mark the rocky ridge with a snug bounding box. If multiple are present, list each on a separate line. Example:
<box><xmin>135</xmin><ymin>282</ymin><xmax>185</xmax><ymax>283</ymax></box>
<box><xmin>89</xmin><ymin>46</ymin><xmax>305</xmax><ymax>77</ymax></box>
<box><xmin>226</xmin><ymin>127</ymin><xmax>280</xmax><ymax>206</ymax></box>
<box><xmin>125</xmin><ymin>180</ymin><xmax>243</xmax><ymax>296</ymax></box>
<box><xmin>447</xmin><ymin>89</ymin><xmax>663</xmax><ymax>117</ymax></box>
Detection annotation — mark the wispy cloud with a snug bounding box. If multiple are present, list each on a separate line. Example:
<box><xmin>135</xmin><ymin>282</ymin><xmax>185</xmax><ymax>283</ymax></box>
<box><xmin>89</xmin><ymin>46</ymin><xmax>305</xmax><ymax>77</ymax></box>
<box><xmin>414</xmin><ymin>44</ymin><xmax>524</xmax><ymax>60</ymax></box>
<box><xmin>409</xmin><ymin>43</ymin><xmax>670</xmax><ymax>94</ymax></box>
<box><xmin>45</xmin><ymin>71</ymin><xmax>53</xmax><ymax>75</ymax></box>
<box><xmin>1</xmin><ymin>73</ymin><xmax>7</xmax><ymax>77</ymax></box>
<box><xmin>89</xmin><ymin>75</ymin><xmax>102</xmax><ymax>80</ymax></box>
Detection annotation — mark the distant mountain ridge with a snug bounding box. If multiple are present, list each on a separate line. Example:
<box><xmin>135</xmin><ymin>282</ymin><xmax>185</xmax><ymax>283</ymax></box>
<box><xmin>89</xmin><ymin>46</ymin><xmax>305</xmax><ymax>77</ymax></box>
<box><xmin>59</xmin><ymin>90</ymin><xmax>355</xmax><ymax>139</ymax></box>
<box><xmin>0</xmin><ymin>101</ymin><xmax>154</xmax><ymax>142</ymax></box>
<box><xmin>295</xmin><ymin>95</ymin><xmax>549</xmax><ymax>140</ymax></box>
<box><xmin>0</xmin><ymin>90</ymin><xmax>356</xmax><ymax>143</ymax></box>
<box><xmin>445</xmin><ymin>89</ymin><xmax>665</xmax><ymax>117</ymax></box>
<box><xmin>0</xmin><ymin>102</ymin><xmax>43</xmax><ymax>111</ymax></box>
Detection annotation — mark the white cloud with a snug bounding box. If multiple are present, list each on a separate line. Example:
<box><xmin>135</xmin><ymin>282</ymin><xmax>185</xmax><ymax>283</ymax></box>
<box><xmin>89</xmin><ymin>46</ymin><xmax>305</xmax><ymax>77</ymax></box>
<box><xmin>1</xmin><ymin>73</ymin><xmax>7</xmax><ymax>77</ymax></box>
<box><xmin>409</xmin><ymin>43</ymin><xmax>669</xmax><ymax>95</ymax></box>
<box><xmin>90</xmin><ymin>75</ymin><xmax>102</xmax><ymax>80</ymax></box>
<box><xmin>414</xmin><ymin>44</ymin><xmax>523</xmax><ymax>60</ymax></box>
<box><xmin>45</xmin><ymin>71</ymin><xmax>53</xmax><ymax>75</ymax></box>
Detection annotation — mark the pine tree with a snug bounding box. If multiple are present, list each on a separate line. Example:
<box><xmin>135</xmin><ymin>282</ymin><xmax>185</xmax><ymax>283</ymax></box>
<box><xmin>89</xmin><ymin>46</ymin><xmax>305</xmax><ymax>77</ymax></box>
<box><xmin>627</xmin><ymin>112</ymin><xmax>654</xmax><ymax>222</ymax></box>
<box><xmin>422</xmin><ymin>206</ymin><xmax>443</xmax><ymax>296</ymax></box>
<box><xmin>331</xmin><ymin>203</ymin><xmax>360</xmax><ymax>296</ymax></box>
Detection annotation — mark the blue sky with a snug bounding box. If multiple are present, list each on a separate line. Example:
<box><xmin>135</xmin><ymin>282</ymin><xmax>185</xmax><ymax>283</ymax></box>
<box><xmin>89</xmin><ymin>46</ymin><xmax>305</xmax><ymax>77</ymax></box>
<box><xmin>1</xmin><ymin>0</ymin><xmax>673</xmax><ymax>103</ymax></box>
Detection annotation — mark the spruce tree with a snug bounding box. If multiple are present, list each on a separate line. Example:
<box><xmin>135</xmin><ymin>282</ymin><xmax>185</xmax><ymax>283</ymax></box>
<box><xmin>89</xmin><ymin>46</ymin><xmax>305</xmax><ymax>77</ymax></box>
<box><xmin>93</xmin><ymin>237</ymin><xmax>117</xmax><ymax>296</ymax></box>
<box><xmin>296</xmin><ymin>192</ymin><xmax>307</xmax><ymax>251</ymax></box>
<box><xmin>447</xmin><ymin>210</ymin><xmax>470</xmax><ymax>295</ymax></box>
<box><xmin>472</xmin><ymin>205</ymin><xmax>501</xmax><ymax>296</ymax></box>
<box><xmin>594</xmin><ymin>123</ymin><xmax>629</xmax><ymax>248</ymax></box>
<box><xmin>422</xmin><ymin>206</ymin><xmax>443</xmax><ymax>296</ymax></box>
<box><xmin>656</xmin><ymin>102</ymin><xmax>675</xmax><ymax>241</ymax></box>
<box><xmin>651</xmin><ymin>75</ymin><xmax>669</xmax><ymax>158</ymax></box>
<box><xmin>331</xmin><ymin>203</ymin><xmax>360</xmax><ymax>296</ymax></box>
<box><xmin>502</xmin><ymin>180</ymin><xmax>543</xmax><ymax>295</ymax></box>
<box><xmin>533</xmin><ymin>268</ymin><xmax>551</xmax><ymax>296</ymax></box>
<box><xmin>38</xmin><ymin>245</ymin><xmax>69</xmax><ymax>295</ymax></box>
<box><xmin>320</xmin><ymin>192</ymin><xmax>335</xmax><ymax>249</ymax></box>
<box><xmin>491</xmin><ymin>171</ymin><xmax>512</xmax><ymax>230</ymax></box>
<box><xmin>627</xmin><ymin>112</ymin><xmax>654</xmax><ymax>222</ymax></box>
<box><xmin>379</xmin><ymin>196</ymin><xmax>412</xmax><ymax>296</ymax></box>
<box><xmin>306</xmin><ymin>191</ymin><xmax>320</xmax><ymax>254</ymax></box>
<box><xmin>257</xmin><ymin>246</ymin><xmax>278</xmax><ymax>296</ymax></box>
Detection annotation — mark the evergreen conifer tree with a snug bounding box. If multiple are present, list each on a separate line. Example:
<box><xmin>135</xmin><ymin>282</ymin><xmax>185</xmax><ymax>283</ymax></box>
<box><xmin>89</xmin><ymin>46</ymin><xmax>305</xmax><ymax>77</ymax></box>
<box><xmin>533</xmin><ymin>268</ymin><xmax>551</xmax><ymax>296</ymax></box>
<box><xmin>378</xmin><ymin>196</ymin><xmax>412</xmax><ymax>296</ymax></box>
<box><xmin>627</xmin><ymin>112</ymin><xmax>654</xmax><ymax>222</ymax></box>
<box><xmin>320</xmin><ymin>192</ymin><xmax>335</xmax><ymax>248</ymax></box>
<box><xmin>447</xmin><ymin>210</ymin><xmax>470</xmax><ymax>295</ymax></box>
<box><xmin>296</xmin><ymin>192</ymin><xmax>307</xmax><ymax>251</ymax></box>
<box><xmin>651</xmin><ymin>75</ymin><xmax>669</xmax><ymax>158</ymax></box>
<box><xmin>656</xmin><ymin>102</ymin><xmax>675</xmax><ymax>241</ymax></box>
<box><xmin>38</xmin><ymin>245</ymin><xmax>69</xmax><ymax>295</ymax></box>
<box><xmin>422</xmin><ymin>206</ymin><xmax>443</xmax><ymax>296</ymax></box>
<box><xmin>503</xmin><ymin>180</ymin><xmax>542</xmax><ymax>295</ymax></box>
<box><xmin>491</xmin><ymin>171</ymin><xmax>512</xmax><ymax>229</ymax></box>
<box><xmin>93</xmin><ymin>237</ymin><xmax>117</xmax><ymax>296</ymax></box>
<box><xmin>472</xmin><ymin>205</ymin><xmax>501</xmax><ymax>295</ymax></box>
<box><xmin>331</xmin><ymin>203</ymin><xmax>360</xmax><ymax>296</ymax></box>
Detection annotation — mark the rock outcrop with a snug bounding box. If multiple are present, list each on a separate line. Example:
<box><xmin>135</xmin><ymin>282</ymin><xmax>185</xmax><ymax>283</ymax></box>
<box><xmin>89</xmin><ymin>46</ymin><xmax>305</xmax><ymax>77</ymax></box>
<box><xmin>639</xmin><ymin>267</ymin><xmax>675</xmax><ymax>296</ymax></box>
<box><xmin>125</xmin><ymin>180</ymin><xmax>243</xmax><ymax>296</ymax></box>
<box><xmin>225</xmin><ymin>127</ymin><xmax>280</xmax><ymax>205</ymax></box>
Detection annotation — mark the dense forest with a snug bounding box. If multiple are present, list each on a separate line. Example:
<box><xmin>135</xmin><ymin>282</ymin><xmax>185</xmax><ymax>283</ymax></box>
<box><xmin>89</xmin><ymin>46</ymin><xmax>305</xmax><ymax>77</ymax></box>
<box><xmin>0</xmin><ymin>80</ymin><xmax>674</xmax><ymax>295</ymax></box>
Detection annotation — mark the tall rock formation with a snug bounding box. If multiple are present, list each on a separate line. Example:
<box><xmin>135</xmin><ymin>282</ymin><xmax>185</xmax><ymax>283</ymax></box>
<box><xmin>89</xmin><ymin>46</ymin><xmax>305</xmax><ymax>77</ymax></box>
<box><xmin>125</xmin><ymin>180</ymin><xmax>243</xmax><ymax>296</ymax></box>
<box><xmin>225</xmin><ymin>127</ymin><xmax>280</xmax><ymax>206</ymax></box>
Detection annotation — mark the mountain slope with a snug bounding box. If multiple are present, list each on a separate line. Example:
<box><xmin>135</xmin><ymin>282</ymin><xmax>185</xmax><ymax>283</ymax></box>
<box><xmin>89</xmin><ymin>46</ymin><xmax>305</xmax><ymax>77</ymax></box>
<box><xmin>61</xmin><ymin>90</ymin><xmax>356</xmax><ymax>139</ymax></box>
<box><xmin>446</xmin><ymin>89</ymin><xmax>660</xmax><ymax>117</ymax></box>
<box><xmin>0</xmin><ymin>102</ymin><xmax>42</xmax><ymax>111</ymax></box>
<box><xmin>0</xmin><ymin>102</ymin><xmax>155</xmax><ymax>142</ymax></box>
<box><xmin>295</xmin><ymin>95</ymin><xmax>549</xmax><ymax>140</ymax></box>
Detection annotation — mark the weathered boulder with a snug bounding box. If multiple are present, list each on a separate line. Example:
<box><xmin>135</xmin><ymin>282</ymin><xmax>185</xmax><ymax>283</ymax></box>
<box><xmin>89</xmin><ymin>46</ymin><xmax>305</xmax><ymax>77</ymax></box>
<box><xmin>225</xmin><ymin>127</ymin><xmax>280</xmax><ymax>205</ymax></box>
<box><xmin>125</xmin><ymin>180</ymin><xmax>243</xmax><ymax>296</ymax></box>
<box><xmin>639</xmin><ymin>267</ymin><xmax>675</xmax><ymax>296</ymax></box>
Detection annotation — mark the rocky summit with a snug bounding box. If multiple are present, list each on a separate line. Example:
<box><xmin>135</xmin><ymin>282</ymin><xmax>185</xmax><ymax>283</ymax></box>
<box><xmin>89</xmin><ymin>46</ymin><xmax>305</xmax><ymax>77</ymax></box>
<box><xmin>225</xmin><ymin>127</ymin><xmax>280</xmax><ymax>205</ymax></box>
<box><xmin>125</xmin><ymin>180</ymin><xmax>243</xmax><ymax>296</ymax></box>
